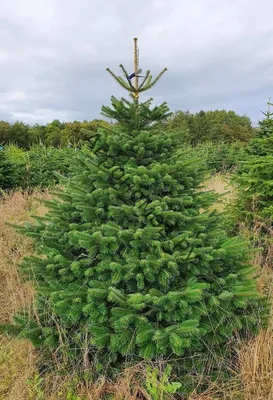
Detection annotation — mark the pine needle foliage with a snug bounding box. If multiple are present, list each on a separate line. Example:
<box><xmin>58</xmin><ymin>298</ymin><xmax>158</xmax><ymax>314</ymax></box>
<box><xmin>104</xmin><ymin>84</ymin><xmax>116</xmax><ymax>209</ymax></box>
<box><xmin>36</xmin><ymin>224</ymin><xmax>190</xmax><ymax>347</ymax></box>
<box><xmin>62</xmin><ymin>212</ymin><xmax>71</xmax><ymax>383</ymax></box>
<box><xmin>0</xmin><ymin>149</ymin><xmax>21</xmax><ymax>191</ymax></box>
<box><xmin>231</xmin><ymin>104</ymin><xmax>273</xmax><ymax>264</ymax></box>
<box><xmin>3</xmin><ymin>48</ymin><xmax>266</xmax><ymax>375</ymax></box>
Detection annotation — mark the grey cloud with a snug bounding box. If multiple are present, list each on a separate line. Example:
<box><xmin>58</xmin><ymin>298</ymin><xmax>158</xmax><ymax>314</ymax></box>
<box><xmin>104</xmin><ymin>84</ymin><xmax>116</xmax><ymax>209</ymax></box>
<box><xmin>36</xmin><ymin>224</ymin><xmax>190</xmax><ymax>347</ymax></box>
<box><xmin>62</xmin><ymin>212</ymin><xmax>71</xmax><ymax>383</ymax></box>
<box><xmin>0</xmin><ymin>0</ymin><xmax>273</xmax><ymax>125</ymax></box>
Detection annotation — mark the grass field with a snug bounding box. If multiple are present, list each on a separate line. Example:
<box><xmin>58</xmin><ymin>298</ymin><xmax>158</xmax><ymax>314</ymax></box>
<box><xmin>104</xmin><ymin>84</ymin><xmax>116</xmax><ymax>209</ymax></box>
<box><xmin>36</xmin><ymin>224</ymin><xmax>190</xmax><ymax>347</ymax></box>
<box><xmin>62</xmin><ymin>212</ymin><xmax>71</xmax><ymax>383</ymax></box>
<box><xmin>0</xmin><ymin>176</ymin><xmax>272</xmax><ymax>400</ymax></box>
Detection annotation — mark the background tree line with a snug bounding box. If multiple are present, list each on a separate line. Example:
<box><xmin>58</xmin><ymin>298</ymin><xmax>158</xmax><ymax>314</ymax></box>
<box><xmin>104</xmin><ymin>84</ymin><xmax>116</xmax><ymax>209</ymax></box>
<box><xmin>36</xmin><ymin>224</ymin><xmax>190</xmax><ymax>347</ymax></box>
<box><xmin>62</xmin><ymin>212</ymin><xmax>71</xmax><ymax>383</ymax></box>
<box><xmin>164</xmin><ymin>109</ymin><xmax>255</xmax><ymax>144</ymax></box>
<box><xmin>0</xmin><ymin>109</ymin><xmax>255</xmax><ymax>149</ymax></box>
<box><xmin>0</xmin><ymin>119</ymin><xmax>111</xmax><ymax>149</ymax></box>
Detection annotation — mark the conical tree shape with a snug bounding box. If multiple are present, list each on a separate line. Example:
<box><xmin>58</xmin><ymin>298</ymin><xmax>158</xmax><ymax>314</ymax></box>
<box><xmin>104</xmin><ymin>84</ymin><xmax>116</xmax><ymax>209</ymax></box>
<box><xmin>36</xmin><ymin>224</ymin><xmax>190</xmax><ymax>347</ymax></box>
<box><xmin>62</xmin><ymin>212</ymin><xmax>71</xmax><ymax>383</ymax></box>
<box><xmin>3</xmin><ymin>43</ymin><xmax>265</xmax><ymax>378</ymax></box>
<box><xmin>247</xmin><ymin>103</ymin><xmax>273</xmax><ymax>156</ymax></box>
<box><xmin>231</xmin><ymin>104</ymin><xmax>273</xmax><ymax>266</ymax></box>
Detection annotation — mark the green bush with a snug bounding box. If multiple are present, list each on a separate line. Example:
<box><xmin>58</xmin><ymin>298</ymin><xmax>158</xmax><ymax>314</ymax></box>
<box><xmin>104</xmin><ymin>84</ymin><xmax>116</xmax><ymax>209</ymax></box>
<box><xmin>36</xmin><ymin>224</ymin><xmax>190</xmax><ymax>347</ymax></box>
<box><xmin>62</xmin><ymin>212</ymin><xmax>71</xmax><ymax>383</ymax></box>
<box><xmin>1</xmin><ymin>144</ymin><xmax>76</xmax><ymax>192</ymax></box>
<box><xmin>233</xmin><ymin>114</ymin><xmax>273</xmax><ymax>224</ymax></box>
<box><xmin>177</xmin><ymin>142</ymin><xmax>247</xmax><ymax>175</ymax></box>
<box><xmin>4</xmin><ymin>144</ymin><xmax>28</xmax><ymax>165</ymax></box>
<box><xmin>207</xmin><ymin>142</ymin><xmax>246</xmax><ymax>173</ymax></box>
<box><xmin>22</xmin><ymin>145</ymin><xmax>74</xmax><ymax>189</ymax></box>
<box><xmin>0</xmin><ymin>148</ymin><xmax>22</xmax><ymax>191</ymax></box>
<box><xmin>145</xmin><ymin>364</ymin><xmax>181</xmax><ymax>399</ymax></box>
<box><xmin>192</xmin><ymin>142</ymin><xmax>246</xmax><ymax>174</ymax></box>
<box><xmin>4</xmin><ymin>144</ymin><xmax>28</xmax><ymax>186</ymax></box>
<box><xmin>230</xmin><ymin>110</ymin><xmax>273</xmax><ymax>265</ymax></box>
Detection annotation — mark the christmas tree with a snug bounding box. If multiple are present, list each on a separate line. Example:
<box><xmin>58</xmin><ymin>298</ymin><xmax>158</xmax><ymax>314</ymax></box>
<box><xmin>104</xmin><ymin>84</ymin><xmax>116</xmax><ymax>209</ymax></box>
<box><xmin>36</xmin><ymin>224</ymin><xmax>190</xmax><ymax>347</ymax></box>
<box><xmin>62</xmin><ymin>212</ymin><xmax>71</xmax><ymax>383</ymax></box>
<box><xmin>0</xmin><ymin>148</ymin><xmax>20</xmax><ymax>191</ymax></box>
<box><xmin>232</xmin><ymin>100</ymin><xmax>273</xmax><ymax>265</ymax></box>
<box><xmin>4</xmin><ymin>40</ymin><xmax>265</xmax><ymax>374</ymax></box>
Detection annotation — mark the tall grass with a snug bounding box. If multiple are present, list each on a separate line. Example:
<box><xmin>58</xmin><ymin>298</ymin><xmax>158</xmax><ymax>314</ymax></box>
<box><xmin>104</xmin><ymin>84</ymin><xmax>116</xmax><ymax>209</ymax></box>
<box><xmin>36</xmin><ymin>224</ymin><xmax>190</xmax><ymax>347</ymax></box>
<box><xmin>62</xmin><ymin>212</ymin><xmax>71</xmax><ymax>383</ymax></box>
<box><xmin>0</xmin><ymin>191</ymin><xmax>51</xmax><ymax>400</ymax></box>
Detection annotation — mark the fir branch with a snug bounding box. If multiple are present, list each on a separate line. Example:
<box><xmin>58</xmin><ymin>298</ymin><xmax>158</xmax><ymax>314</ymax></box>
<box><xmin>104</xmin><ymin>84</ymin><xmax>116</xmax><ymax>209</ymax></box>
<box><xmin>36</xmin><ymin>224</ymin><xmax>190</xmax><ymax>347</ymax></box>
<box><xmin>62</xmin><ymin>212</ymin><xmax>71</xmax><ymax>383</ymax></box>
<box><xmin>140</xmin><ymin>68</ymin><xmax>168</xmax><ymax>92</ymax></box>
<box><xmin>138</xmin><ymin>70</ymin><xmax>151</xmax><ymax>91</ymax></box>
<box><xmin>106</xmin><ymin>68</ymin><xmax>133</xmax><ymax>92</ymax></box>
<box><xmin>119</xmin><ymin>64</ymin><xmax>135</xmax><ymax>91</ymax></box>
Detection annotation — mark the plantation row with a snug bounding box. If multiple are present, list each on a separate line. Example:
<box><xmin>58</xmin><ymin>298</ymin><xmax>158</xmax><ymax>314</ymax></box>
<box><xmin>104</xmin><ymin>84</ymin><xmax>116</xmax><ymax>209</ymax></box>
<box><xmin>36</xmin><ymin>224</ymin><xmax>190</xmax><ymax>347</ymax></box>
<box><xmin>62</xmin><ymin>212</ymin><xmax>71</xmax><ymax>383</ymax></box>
<box><xmin>0</xmin><ymin>119</ymin><xmax>110</xmax><ymax>149</ymax></box>
<box><xmin>0</xmin><ymin>109</ymin><xmax>255</xmax><ymax>149</ymax></box>
<box><xmin>0</xmin><ymin>141</ymin><xmax>247</xmax><ymax>192</ymax></box>
<box><xmin>0</xmin><ymin>145</ymin><xmax>73</xmax><ymax>191</ymax></box>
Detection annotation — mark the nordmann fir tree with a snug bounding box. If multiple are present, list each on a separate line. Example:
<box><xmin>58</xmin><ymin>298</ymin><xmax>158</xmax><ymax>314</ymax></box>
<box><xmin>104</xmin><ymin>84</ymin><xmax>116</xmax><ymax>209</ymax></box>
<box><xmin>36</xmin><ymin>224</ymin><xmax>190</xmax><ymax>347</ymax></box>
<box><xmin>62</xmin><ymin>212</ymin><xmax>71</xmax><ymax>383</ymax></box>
<box><xmin>3</xmin><ymin>40</ymin><xmax>266</xmax><ymax>374</ymax></box>
<box><xmin>0</xmin><ymin>148</ymin><xmax>20</xmax><ymax>191</ymax></box>
<box><xmin>232</xmin><ymin>100</ymin><xmax>273</xmax><ymax>266</ymax></box>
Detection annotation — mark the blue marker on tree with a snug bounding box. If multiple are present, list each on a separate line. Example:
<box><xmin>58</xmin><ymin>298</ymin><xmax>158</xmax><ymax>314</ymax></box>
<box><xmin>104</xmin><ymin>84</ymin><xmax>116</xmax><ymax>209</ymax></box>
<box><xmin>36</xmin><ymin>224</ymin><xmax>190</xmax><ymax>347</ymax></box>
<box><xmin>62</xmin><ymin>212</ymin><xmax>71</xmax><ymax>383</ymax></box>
<box><xmin>127</xmin><ymin>68</ymin><xmax>142</xmax><ymax>81</ymax></box>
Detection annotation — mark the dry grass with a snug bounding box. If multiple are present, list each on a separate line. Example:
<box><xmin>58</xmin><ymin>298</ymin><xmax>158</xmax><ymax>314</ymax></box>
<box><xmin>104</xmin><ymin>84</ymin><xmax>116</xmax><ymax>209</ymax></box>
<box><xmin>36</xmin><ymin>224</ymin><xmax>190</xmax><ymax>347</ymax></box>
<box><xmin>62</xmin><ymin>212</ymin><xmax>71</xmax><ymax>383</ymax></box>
<box><xmin>0</xmin><ymin>337</ymin><xmax>36</xmax><ymax>400</ymax></box>
<box><xmin>203</xmin><ymin>173</ymin><xmax>231</xmax><ymax>195</ymax></box>
<box><xmin>0</xmin><ymin>190</ymin><xmax>51</xmax><ymax>322</ymax></box>
<box><xmin>0</xmin><ymin>190</ymin><xmax>51</xmax><ymax>400</ymax></box>
<box><xmin>38</xmin><ymin>362</ymin><xmax>153</xmax><ymax>400</ymax></box>
<box><xmin>236</xmin><ymin>328</ymin><xmax>273</xmax><ymax>399</ymax></box>
<box><xmin>0</xmin><ymin>184</ymin><xmax>273</xmax><ymax>399</ymax></box>
<box><xmin>202</xmin><ymin>173</ymin><xmax>233</xmax><ymax>212</ymax></box>
<box><xmin>202</xmin><ymin>324</ymin><xmax>273</xmax><ymax>400</ymax></box>
<box><xmin>235</xmin><ymin>262</ymin><xmax>273</xmax><ymax>400</ymax></box>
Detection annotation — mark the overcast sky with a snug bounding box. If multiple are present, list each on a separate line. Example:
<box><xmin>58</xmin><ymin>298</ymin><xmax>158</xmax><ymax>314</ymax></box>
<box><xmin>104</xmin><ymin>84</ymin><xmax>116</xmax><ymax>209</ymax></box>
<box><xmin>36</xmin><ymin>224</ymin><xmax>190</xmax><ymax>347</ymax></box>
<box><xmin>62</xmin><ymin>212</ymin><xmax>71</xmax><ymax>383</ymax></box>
<box><xmin>1</xmin><ymin>0</ymin><xmax>273</xmax><ymax>125</ymax></box>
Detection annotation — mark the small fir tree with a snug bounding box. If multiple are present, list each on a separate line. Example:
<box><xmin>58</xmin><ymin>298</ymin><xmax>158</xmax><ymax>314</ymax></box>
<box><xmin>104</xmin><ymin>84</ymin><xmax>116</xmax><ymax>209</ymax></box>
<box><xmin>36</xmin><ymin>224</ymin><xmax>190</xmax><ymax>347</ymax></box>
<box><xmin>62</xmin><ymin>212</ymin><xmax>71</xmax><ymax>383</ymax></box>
<box><xmin>0</xmin><ymin>148</ymin><xmax>21</xmax><ymax>191</ymax></box>
<box><xmin>4</xmin><ymin>40</ymin><xmax>265</xmax><ymax>381</ymax></box>
<box><xmin>231</xmin><ymin>102</ymin><xmax>273</xmax><ymax>265</ymax></box>
<box><xmin>24</xmin><ymin>145</ymin><xmax>74</xmax><ymax>190</ymax></box>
